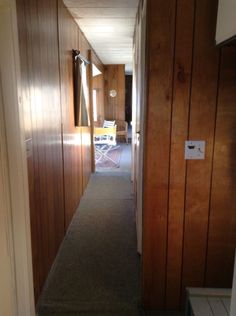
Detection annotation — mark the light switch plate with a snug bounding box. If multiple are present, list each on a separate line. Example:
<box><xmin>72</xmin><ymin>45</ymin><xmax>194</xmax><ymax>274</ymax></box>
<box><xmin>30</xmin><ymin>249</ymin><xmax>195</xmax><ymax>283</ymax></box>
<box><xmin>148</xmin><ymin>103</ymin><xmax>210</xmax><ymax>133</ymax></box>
<box><xmin>185</xmin><ymin>140</ymin><xmax>205</xmax><ymax>160</ymax></box>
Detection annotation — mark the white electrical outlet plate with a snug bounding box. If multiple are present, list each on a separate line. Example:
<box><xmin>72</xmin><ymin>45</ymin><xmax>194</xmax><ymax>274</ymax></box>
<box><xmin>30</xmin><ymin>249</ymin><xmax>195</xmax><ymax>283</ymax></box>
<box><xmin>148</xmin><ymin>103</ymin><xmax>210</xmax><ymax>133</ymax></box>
<box><xmin>185</xmin><ymin>140</ymin><xmax>205</xmax><ymax>160</ymax></box>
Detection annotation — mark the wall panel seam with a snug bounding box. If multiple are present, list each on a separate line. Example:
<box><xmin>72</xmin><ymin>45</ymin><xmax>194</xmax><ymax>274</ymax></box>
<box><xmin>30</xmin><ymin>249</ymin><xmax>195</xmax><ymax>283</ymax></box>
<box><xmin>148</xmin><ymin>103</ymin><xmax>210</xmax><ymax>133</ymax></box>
<box><xmin>56</xmin><ymin>0</ymin><xmax>66</xmax><ymax>235</ymax></box>
<box><xmin>165</xmin><ymin>0</ymin><xmax>178</xmax><ymax>308</ymax></box>
<box><xmin>203</xmin><ymin>47</ymin><xmax>222</xmax><ymax>286</ymax></box>
<box><xmin>180</xmin><ymin>0</ymin><xmax>197</xmax><ymax>304</ymax></box>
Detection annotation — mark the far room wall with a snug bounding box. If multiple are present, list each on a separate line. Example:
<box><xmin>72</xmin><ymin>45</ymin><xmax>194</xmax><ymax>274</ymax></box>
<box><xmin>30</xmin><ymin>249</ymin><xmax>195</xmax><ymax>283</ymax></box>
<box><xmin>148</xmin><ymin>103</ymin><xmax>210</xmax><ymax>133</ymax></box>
<box><xmin>104</xmin><ymin>64</ymin><xmax>126</xmax><ymax>122</ymax></box>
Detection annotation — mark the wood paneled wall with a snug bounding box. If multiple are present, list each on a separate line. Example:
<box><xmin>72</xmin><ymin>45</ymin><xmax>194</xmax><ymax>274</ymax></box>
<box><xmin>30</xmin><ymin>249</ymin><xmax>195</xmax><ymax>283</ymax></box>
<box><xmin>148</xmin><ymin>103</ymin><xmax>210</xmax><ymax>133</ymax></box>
<box><xmin>58</xmin><ymin>1</ymin><xmax>82</xmax><ymax>230</ymax></box>
<box><xmin>16</xmin><ymin>0</ymin><xmax>65</xmax><ymax>299</ymax></box>
<box><xmin>143</xmin><ymin>0</ymin><xmax>236</xmax><ymax>310</ymax></box>
<box><xmin>16</xmin><ymin>0</ymin><xmax>95</xmax><ymax>300</ymax></box>
<box><xmin>58</xmin><ymin>1</ymin><xmax>93</xmax><ymax>226</ymax></box>
<box><xmin>205</xmin><ymin>46</ymin><xmax>236</xmax><ymax>287</ymax></box>
<box><xmin>104</xmin><ymin>64</ymin><xmax>125</xmax><ymax>121</ymax></box>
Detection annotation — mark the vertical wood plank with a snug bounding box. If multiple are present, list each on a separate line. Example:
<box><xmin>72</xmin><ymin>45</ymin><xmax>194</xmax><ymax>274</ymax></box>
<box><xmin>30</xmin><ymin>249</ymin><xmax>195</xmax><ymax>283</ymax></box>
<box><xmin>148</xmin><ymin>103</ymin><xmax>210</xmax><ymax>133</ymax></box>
<box><xmin>143</xmin><ymin>0</ymin><xmax>176</xmax><ymax>309</ymax></box>
<box><xmin>16</xmin><ymin>0</ymin><xmax>98</xmax><ymax>302</ymax></box>
<box><xmin>166</xmin><ymin>0</ymin><xmax>195</xmax><ymax>309</ymax></box>
<box><xmin>205</xmin><ymin>46</ymin><xmax>236</xmax><ymax>288</ymax></box>
<box><xmin>19</xmin><ymin>0</ymin><xmax>45</xmax><ymax>297</ymax></box>
<box><xmin>16</xmin><ymin>0</ymin><xmax>65</xmax><ymax>298</ymax></box>
<box><xmin>39</xmin><ymin>0</ymin><xmax>65</xmax><ymax>278</ymax></box>
<box><xmin>81</xmin><ymin>126</ymin><xmax>92</xmax><ymax>191</ymax></box>
<box><xmin>104</xmin><ymin>64</ymin><xmax>125</xmax><ymax>121</ymax></box>
<box><xmin>117</xmin><ymin>65</ymin><xmax>125</xmax><ymax>121</ymax></box>
<box><xmin>182</xmin><ymin>0</ymin><xmax>219</xmax><ymax>300</ymax></box>
<box><xmin>58</xmin><ymin>1</ymin><xmax>83</xmax><ymax>229</ymax></box>
<box><xmin>16</xmin><ymin>0</ymin><xmax>40</xmax><ymax>298</ymax></box>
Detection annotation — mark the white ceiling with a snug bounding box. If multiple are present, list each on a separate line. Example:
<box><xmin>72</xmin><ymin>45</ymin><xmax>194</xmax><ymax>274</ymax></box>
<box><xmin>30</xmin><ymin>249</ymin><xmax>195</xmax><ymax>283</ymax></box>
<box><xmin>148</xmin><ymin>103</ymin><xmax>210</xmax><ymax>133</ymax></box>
<box><xmin>63</xmin><ymin>0</ymin><xmax>139</xmax><ymax>73</ymax></box>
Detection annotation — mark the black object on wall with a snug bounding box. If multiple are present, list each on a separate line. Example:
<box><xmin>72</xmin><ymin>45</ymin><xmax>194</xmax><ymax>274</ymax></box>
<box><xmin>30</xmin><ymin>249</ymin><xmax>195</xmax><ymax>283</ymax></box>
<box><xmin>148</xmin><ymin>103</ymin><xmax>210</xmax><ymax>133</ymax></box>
<box><xmin>125</xmin><ymin>75</ymin><xmax>132</xmax><ymax>124</ymax></box>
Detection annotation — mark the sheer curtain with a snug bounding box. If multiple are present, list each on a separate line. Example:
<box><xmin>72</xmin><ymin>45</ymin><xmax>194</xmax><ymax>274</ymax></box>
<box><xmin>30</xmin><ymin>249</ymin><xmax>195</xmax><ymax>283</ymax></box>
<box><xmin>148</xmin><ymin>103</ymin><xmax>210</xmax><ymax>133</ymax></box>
<box><xmin>79</xmin><ymin>61</ymin><xmax>89</xmax><ymax>126</ymax></box>
<box><xmin>73</xmin><ymin>54</ymin><xmax>89</xmax><ymax>127</ymax></box>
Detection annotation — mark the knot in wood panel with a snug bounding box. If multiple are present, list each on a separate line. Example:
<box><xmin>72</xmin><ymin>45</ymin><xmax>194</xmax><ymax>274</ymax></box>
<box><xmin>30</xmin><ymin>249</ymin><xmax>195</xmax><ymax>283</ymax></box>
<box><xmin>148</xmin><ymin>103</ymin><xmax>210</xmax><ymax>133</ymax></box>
<box><xmin>177</xmin><ymin>64</ymin><xmax>186</xmax><ymax>83</ymax></box>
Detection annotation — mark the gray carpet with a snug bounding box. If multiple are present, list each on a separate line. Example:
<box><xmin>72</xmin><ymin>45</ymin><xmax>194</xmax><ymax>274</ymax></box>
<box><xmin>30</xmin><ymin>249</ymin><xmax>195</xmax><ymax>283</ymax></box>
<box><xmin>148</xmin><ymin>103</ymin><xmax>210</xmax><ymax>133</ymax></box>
<box><xmin>37</xmin><ymin>172</ymin><xmax>184</xmax><ymax>316</ymax></box>
<box><xmin>83</xmin><ymin>172</ymin><xmax>133</xmax><ymax>200</ymax></box>
<box><xmin>37</xmin><ymin>172</ymin><xmax>141</xmax><ymax>315</ymax></box>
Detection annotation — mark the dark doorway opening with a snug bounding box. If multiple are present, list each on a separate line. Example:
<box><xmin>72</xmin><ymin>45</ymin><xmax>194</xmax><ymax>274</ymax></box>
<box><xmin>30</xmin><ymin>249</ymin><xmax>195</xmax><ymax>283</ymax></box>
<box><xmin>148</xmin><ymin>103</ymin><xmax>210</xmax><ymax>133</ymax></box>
<box><xmin>125</xmin><ymin>75</ymin><xmax>132</xmax><ymax>125</ymax></box>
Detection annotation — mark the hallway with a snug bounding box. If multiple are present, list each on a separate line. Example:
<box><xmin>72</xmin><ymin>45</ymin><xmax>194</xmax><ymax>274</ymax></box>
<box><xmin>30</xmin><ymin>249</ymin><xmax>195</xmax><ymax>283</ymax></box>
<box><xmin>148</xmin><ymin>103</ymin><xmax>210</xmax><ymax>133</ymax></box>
<box><xmin>37</xmin><ymin>169</ymin><xmax>141</xmax><ymax>315</ymax></box>
<box><xmin>2</xmin><ymin>1</ymin><xmax>236</xmax><ymax>315</ymax></box>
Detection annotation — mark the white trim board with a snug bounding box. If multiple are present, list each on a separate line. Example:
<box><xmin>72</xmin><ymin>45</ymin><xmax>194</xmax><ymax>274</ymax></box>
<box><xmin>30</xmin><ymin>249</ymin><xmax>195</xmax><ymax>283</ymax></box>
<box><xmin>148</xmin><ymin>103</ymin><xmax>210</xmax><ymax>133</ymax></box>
<box><xmin>0</xmin><ymin>1</ymin><xmax>35</xmax><ymax>315</ymax></box>
<box><xmin>0</xmin><ymin>53</ymin><xmax>17</xmax><ymax>316</ymax></box>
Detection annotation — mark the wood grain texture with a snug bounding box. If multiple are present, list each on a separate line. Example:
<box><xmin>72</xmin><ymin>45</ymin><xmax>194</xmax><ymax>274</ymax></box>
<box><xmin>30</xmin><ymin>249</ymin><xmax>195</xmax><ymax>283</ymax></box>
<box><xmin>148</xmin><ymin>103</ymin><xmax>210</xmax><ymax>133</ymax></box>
<box><xmin>166</xmin><ymin>0</ymin><xmax>195</xmax><ymax>309</ymax></box>
<box><xmin>143</xmin><ymin>0</ymin><xmax>176</xmax><ymax>309</ymax></box>
<box><xmin>143</xmin><ymin>0</ymin><xmax>236</xmax><ymax>310</ymax></box>
<box><xmin>205</xmin><ymin>46</ymin><xmax>236</xmax><ymax>288</ymax></box>
<box><xmin>58</xmin><ymin>1</ymin><xmax>83</xmax><ymax>229</ymax></box>
<box><xmin>81</xmin><ymin>126</ymin><xmax>92</xmax><ymax>191</ymax></box>
<box><xmin>16</xmin><ymin>0</ymin><xmax>236</xmax><ymax>308</ymax></box>
<box><xmin>16</xmin><ymin>0</ymin><xmax>95</xmax><ymax>300</ymax></box>
<box><xmin>104</xmin><ymin>64</ymin><xmax>125</xmax><ymax>121</ymax></box>
<box><xmin>58</xmin><ymin>0</ymin><xmax>94</xmax><ymax>227</ymax></box>
<box><xmin>16</xmin><ymin>0</ymin><xmax>65</xmax><ymax>299</ymax></box>
<box><xmin>182</xmin><ymin>0</ymin><xmax>219</xmax><ymax>297</ymax></box>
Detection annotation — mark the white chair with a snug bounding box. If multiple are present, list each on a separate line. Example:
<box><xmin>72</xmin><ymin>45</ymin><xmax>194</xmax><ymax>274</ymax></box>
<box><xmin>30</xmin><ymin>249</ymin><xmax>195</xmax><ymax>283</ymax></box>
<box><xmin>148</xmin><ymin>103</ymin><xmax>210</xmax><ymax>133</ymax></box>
<box><xmin>103</xmin><ymin>120</ymin><xmax>115</xmax><ymax>128</ymax></box>
<box><xmin>94</xmin><ymin>126</ymin><xmax>119</xmax><ymax>166</ymax></box>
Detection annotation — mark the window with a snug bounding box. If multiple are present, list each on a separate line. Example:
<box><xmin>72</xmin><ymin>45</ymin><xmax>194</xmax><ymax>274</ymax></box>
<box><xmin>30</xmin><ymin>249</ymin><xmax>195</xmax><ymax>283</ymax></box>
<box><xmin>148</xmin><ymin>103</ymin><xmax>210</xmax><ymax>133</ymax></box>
<box><xmin>93</xmin><ymin>89</ymin><xmax>97</xmax><ymax>122</ymax></box>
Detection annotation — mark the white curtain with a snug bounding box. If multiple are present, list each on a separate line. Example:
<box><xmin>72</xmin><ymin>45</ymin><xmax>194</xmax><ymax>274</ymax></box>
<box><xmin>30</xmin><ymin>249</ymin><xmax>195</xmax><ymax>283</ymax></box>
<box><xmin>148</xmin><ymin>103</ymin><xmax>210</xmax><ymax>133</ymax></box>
<box><xmin>79</xmin><ymin>61</ymin><xmax>90</xmax><ymax>126</ymax></box>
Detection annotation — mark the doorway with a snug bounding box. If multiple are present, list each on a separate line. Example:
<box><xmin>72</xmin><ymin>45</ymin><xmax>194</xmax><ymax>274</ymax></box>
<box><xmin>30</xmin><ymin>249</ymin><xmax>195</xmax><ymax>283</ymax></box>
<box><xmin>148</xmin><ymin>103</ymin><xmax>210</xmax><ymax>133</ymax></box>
<box><xmin>92</xmin><ymin>65</ymin><xmax>133</xmax><ymax>173</ymax></box>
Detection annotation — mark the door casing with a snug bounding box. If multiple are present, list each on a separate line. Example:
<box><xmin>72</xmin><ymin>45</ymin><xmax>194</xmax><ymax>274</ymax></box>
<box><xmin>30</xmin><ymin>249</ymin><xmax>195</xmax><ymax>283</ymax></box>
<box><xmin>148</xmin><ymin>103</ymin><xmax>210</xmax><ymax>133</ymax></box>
<box><xmin>0</xmin><ymin>1</ymin><xmax>35</xmax><ymax>315</ymax></box>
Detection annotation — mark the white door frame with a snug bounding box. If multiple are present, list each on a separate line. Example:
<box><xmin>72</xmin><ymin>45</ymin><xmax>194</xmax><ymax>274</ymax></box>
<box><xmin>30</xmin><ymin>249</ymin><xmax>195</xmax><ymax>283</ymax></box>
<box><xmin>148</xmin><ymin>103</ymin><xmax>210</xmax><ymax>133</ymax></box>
<box><xmin>132</xmin><ymin>0</ymin><xmax>147</xmax><ymax>254</ymax></box>
<box><xmin>0</xmin><ymin>1</ymin><xmax>35</xmax><ymax>315</ymax></box>
<box><xmin>0</xmin><ymin>57</ymin><xmax>17</xmax><ymax>316</ymax></box>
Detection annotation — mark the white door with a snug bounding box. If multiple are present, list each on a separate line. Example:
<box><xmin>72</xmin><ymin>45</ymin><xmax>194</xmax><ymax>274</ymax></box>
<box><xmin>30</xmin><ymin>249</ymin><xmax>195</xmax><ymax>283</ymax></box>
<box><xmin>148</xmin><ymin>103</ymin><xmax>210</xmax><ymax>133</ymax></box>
<box><xmin>132</xmin><ymin>0</ymin><xmax>147</xmax><ymax>254</ymax></box>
